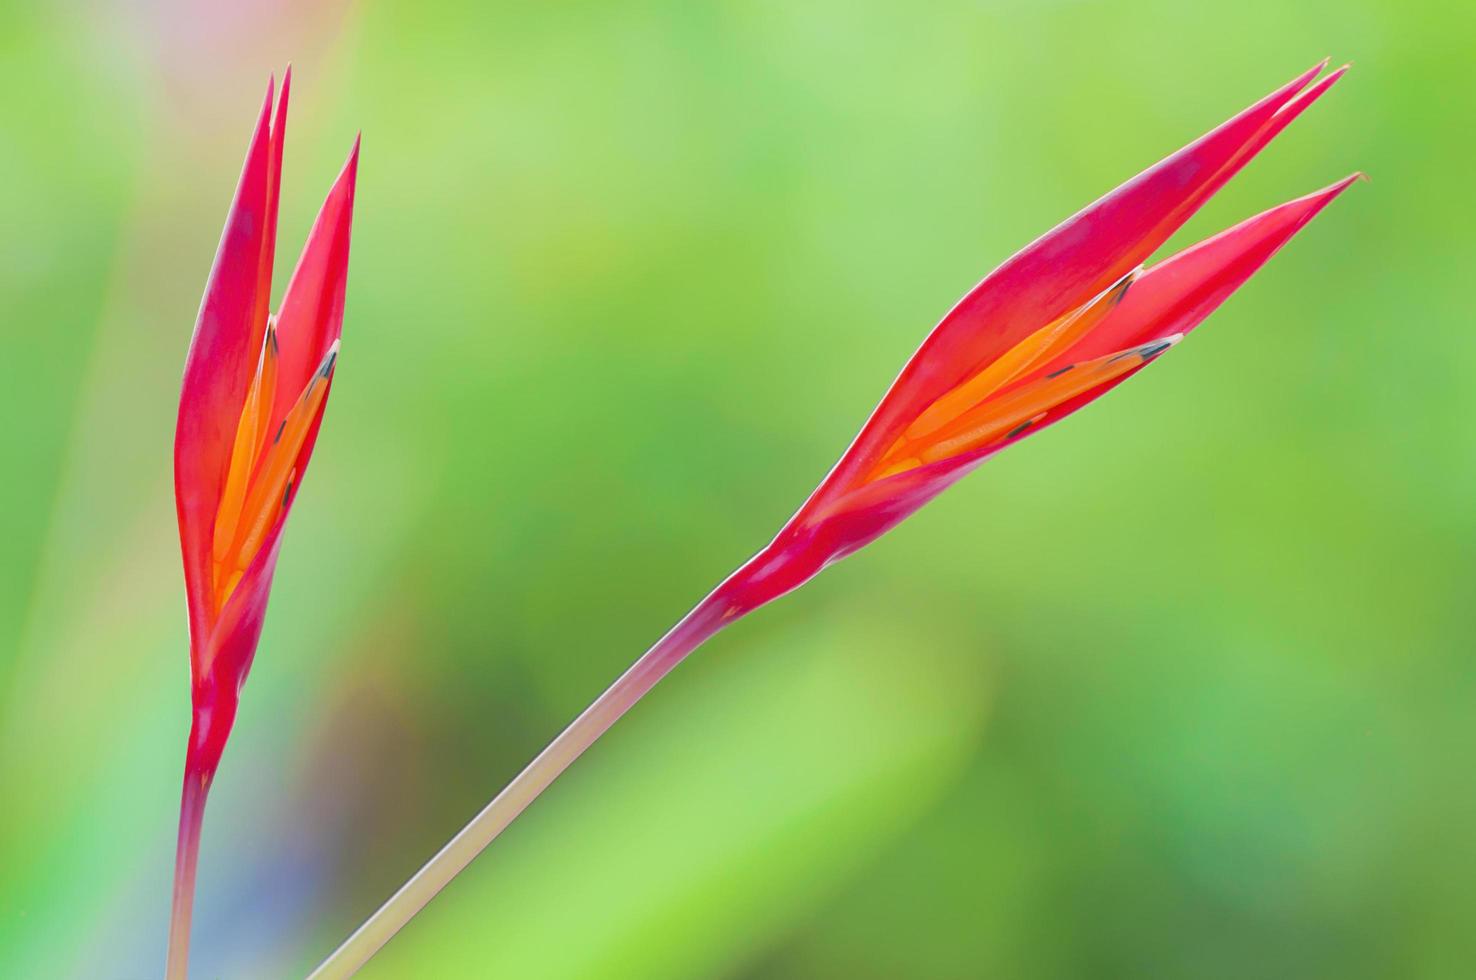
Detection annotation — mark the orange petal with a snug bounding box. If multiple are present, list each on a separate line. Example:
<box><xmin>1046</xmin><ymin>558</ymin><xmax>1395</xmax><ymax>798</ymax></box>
<box><xmin>212</xmin><ymin>321</ymin><xmax>279</xmax><ymax>577</ymax></box>
<box><xmin>217</xmin><ymin>343</ymin><xmax>337</xmax><ymax>604</ymax></box>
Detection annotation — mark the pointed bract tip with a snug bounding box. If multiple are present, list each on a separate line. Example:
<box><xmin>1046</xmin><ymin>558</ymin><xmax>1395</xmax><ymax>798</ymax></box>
<box><xmin>1317</xmin><ymin>172</ymin><xmax>1367</xmax><ymax>200</ymax></box>
<box><xmin>1246</xmin><ymin>171</ymin><xmax>1362</xmax><ymax>232</ymax></box>
<box><xmin>336</xmin><ymin>135</ymin><xmax>362</xmax><ymax>194</ymax></box>
<box><xmin>343</xmin><ymin>133</ymin><xmax>362</xmax><ymax>177</ymax></box>
<box><xmin>1275</xmin><ymin>60</ymin><xmax>1347</xmax><ymax>120</ymax></box>
<box><xmin>271</xmin><ymin>66</ymin><xmax>292</xmax><ymax>140</ymax></box>
<box><xmin>259</xmin><ymin>75</ymin><xmax>276</xmax><ymax>116</ymax></box>
<box><xmin>1289</xmin><ymin>58</ymin><xmax>1330</xmax><ymax>92</ymax></box>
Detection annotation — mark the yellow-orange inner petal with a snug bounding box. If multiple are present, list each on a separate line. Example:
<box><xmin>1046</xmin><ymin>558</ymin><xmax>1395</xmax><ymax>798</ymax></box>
<box><xmin>899</xmin><ymin>270</ymin><xmax>1138</xmax><ymax>450</ymax></box>
<box><xmin>871</xmin><ymin>334</ymin><xmax>1180</xmax><ymax>480</ymax></box>
<box><xmin>868</xmin><ymin>272</ymin><xmax>1140</xmax><ymax>481</ymax></box>
<box><xmin>213</xmin><ymin>320</ymin><xmax>278</xmax><ymax>571</ymax></box>
<box><xmin>210</xmin><ymin>337</ymin><xmax>337</xmax><ymax>613</ymax></box>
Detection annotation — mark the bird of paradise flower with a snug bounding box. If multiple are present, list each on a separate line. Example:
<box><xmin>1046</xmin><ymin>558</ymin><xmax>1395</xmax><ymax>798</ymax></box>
<box><xmin>166</xmin><ymin>70</ymin><xmax>358</xmax><ymax>979</ymax></box>
<box><xmin>311</xmin><ymin>60</ymin><xmax>1359</xmax><ymax>977</ymax></box>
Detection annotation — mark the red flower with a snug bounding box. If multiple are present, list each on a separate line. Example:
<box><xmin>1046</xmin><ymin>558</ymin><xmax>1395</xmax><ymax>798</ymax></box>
<box><xmin>307</xmin><ymin>64</ymin><xmax>1361</xmax><ymax>977</ymax></box>
<box><xmin>719</xmin><ymin>61</ymin><xmax>1359</xmax><ymax>612</ymax></box>
<box><xmin>168</xmin><ymin>70</ymin><xmax>358</xmax><ymax>978</ymax></box>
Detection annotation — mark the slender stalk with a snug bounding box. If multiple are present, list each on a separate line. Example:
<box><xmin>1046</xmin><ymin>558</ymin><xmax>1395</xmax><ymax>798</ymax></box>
<box><xmin>166</xmin><ymin>691</ymin><xmax>234</xmax><ymax>979</ymax></box>
<box><xmin>166</xmin><ymin>766</ymin><xmax>211</xmax><ymax>980</ymax></box>
<box><xmin>308</xmin><ymin>579</ymin><xmax>751</xmax><ymax>979</ymax></box>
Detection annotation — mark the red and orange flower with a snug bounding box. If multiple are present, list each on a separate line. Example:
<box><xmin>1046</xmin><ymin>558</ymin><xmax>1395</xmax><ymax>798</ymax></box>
<box><xmin>718</xmin><ymin>60</ymin><xmax>1359</xmax><ymax>612</ymax></box>
<box><xmin>307</xmin><ymin>62</ymin><xmax>1362</xmax><ymax>977</ymax></box>
<box><xmin>168</xmin><ymin>70</ymin><xmax>358</xmax><ymax>979</ymax></box>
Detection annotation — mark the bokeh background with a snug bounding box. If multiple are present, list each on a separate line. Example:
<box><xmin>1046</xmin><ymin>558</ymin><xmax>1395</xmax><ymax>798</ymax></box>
<box><xmin>3</xmin><ymin>0</ymin><xmax>1473</xmax><ymax>977</ymax></box>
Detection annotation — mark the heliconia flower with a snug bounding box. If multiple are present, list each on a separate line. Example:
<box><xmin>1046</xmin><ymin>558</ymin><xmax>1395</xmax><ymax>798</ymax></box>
<box><xmin>167</xmin><ymin>69</ymin><xmax>358</xmax><ymax>980</ymax></box>
<box><xmin>309</xmin><ymin>62</ymin><xmax>1358</xmax><ymax>977</ymax></box>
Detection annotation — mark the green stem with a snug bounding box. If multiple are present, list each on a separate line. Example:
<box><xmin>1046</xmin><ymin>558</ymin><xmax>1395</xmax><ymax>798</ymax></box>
<box><xmin>306</xmin><ymin>585</ymin><xmax>743</xmax><ymax>979</ymax></box>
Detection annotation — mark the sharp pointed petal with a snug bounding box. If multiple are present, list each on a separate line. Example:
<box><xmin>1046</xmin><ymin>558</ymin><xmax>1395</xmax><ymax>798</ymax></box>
<box><xmin>174</xmin><ymin>78</ymin><xmax>285</xmax><ymax>659</ymax></box>
<box><xmin>955</xmin><ymin>174</ymin><xmax>1362</xmax><ymax>462</ymax></box>
<box><xmin>271</xmin><ymin>138</ymin><xmax>359</xmax><ymax>428</ymax></box>
<box><xmin>1056</xmin><ymin>173</ymin><xmax>1362</xmax><ymax>363</ymax></box>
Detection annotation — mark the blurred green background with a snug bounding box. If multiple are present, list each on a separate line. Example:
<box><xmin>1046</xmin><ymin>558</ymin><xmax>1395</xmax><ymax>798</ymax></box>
<box><xmin>3</xmin><ymin>0</ymin><xmax>1473</xmax><ymax>977</ymax></box>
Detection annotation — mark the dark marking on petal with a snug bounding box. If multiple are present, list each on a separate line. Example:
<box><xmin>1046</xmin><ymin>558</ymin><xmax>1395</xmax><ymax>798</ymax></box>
<box><xmin>320</xmin><ymin>351</ymin><xmax>338</xmax><ymax>378</ymax></box>
<box><xmin>1006</xmin><ymin>420</ymin><xmax>1034</xmax><ymax>439</ymax></box>
<box><xmin>282</xmin><ymin>481</ymin><xmax>294</xmax><ymax>510</ymax></box>
<box><xmin>274</xmin><ymin>420</ymin><xmax>286</xmax><ymax>444</ymax></box>
<box><xmin>1139</xmin><ymin>340</ymin><xmax>1173</xmax><ymax>359</ymax></box>
<box><xmin>1046</xmin><ymin>364</ymin><xmax>1074</xmax><ymax>379</ymax></box>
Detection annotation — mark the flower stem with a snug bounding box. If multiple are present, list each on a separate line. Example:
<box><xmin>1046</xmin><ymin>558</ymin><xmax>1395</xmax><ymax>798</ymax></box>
<box><xmin>166</xmin><ymin>691</ymin><xmax>234</xmax><ymax>979</ymax></box>
<box><xmin>165</xmin><ymin>767</ymin><xmax>211</xmax><ymax>980</ymax></box>
<box><xmin>307</xmin><ymin>571</ymin><xmax>760</xmax><ymax>979</ymax></box>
